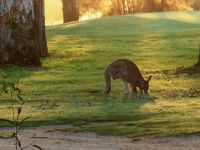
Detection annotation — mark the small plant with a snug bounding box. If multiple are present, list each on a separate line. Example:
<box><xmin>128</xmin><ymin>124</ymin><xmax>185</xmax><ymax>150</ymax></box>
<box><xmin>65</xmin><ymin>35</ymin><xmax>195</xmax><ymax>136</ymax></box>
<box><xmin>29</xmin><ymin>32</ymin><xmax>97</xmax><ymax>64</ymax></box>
<box><xmin>0</xmin><ymin>81</ymin><xmax>43</xmax><ymax>150</ymax></box>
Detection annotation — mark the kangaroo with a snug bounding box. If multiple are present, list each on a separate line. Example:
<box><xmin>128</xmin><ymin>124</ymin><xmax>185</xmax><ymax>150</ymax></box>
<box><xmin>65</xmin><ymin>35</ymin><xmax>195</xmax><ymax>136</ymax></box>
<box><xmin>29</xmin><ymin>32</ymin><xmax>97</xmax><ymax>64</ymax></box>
<box><xmin>104</xmin><ymin>59</ymin><xmax>152</xmax><ymax>94</ymax></box>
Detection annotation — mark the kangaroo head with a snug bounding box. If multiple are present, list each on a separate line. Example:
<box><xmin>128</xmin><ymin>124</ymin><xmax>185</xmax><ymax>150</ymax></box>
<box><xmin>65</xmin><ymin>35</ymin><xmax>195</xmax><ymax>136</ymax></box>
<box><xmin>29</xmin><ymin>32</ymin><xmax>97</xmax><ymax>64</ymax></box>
<box><xmin>141</xmin><ymin>75</ymin><xmax>152</xmax><ymax>94</ymax></box>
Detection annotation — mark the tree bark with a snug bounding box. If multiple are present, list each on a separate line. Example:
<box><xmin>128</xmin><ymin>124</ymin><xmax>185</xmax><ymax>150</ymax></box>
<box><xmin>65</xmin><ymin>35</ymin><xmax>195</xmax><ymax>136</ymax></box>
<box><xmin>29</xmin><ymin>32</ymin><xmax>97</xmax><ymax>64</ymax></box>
<box><xmin>0</xmin><ymin>0</ymin><xmax>48</xmax><ymax>67</ymax></box>
<box><xmin>34</xmin><ymin>0</ymin><xmax>48</xmax><ymax>57</ymax></box>
<box><xmin>198</xmin><ymin>50</ymin><xmax>200</xmax><ymax>65</ymax></box>
<box><xmin>194</xmin><ymin>44</ymin><xmax>200</xmax><ymax>67</ymax></box>
<box><xmin>62</xmin><ymin>0</ymin><xmax>79</xmax><ymax>23</ymax></box>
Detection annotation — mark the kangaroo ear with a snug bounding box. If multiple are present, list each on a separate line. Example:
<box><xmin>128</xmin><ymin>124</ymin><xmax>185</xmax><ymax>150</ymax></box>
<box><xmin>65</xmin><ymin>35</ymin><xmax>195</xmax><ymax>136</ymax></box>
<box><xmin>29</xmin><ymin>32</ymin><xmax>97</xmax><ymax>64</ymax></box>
<box><xmin>147</xmin><ymin>75</ymin><xmax>152</xmax><ymax>82</ymax></box>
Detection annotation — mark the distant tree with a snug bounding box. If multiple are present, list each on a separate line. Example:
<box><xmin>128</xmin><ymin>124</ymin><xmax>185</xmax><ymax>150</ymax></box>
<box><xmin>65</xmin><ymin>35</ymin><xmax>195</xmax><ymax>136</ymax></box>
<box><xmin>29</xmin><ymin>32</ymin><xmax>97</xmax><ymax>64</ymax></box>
<box><xmin>108</xmin><ymin>0</ymin><xmax>157</xmax><ymax>15</ymax></box>
<box><xmin>192</xmin><ymin>0</ymin><xmax>200</xmax><ymax>10</ymax></box>
<box><xmin>160</xmin><ymin>0</ymin><xmax>188</xmax><ymax>12</ymax></box>
<box><xmin>160</xmin><ymin>0</ymin><xmax>170</xmax><ymax>11</ymax></box>
<box><xmin>108</xmin><ymin>0</ymin><xmax>138</xmax><ymax>16</ymax></box>
<box><xmin>142</xmin><ymin>0</ymin><xmax>155</xmax><ymax>12</ymax></box>
<box><xmin>110</xmin><ymin>0</ymin><xmax>123</xmax><ymax>15</ymax></box>
<box><xmin>106</xmin><ymin>0</ymin><xmax>200</xmax><ymax>16</ymax></box>
<box><xmin>79</xmin><ymin>0</ymin><xmax>103</xmax><ymax>17</ymax></box>
<box><xmin>0</xmin><ymin>0</ymin><xmax>48</xmax><ymax>67</ymax></box>
<box><xmin>164</xmin><ymin>0</ymin><xmax>183</xmax><ymax>12</ymax></box>
<box><xmin>62</xmin><ymin>0</ymin><xmax>79</xmax><ymax>23</ymax></box>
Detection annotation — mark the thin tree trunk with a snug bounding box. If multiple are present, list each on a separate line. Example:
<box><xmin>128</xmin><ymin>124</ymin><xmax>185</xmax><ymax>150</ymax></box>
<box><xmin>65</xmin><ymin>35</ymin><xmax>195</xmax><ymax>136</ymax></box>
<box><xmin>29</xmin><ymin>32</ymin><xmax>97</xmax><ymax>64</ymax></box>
<box><xmin>62</xmin><ymin>0</ymin><xmax>79</xmax><ymax>23</ymax></box>
<box><xmin>117</xmin><ymin>0</ymin><xmax>122</xmax><ymax>15</ymax></box>
<box><xmin>121</xmin><ymin>0</ymin><xmax>126</xmax><ymax>14</ymax></box>
<box><xmin>161</xmin><ymin>0</ymin><xmax>168</xmax><ymax>12</ymax></box>
<box><xmin>194</xmin><ymin>44</ymin><xmax>200</xmax><ymax>66</ymax></box>
<box><xmin>198</xmin><ymin>49</ymin><xmax>200</xmax><ymax>65</ymax></box>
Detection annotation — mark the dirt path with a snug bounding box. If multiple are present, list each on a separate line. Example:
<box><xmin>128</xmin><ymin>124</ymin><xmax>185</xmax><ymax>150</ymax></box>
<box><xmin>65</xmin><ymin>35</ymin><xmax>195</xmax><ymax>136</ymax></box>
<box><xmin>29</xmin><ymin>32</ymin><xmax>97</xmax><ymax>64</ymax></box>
<box><xmin>0</xmin><ymin>125</ymin><xmax>200</xmax><ymax>150</ymax></box>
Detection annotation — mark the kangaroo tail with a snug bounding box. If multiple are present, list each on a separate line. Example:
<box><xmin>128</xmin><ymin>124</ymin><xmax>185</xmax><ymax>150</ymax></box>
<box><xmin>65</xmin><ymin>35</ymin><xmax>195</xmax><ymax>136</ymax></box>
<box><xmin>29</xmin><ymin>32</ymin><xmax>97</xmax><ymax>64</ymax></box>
<box><xmin>104</xmin><ymin>69</ymin><xmax>111</xmax><ymax>94</ymax></box>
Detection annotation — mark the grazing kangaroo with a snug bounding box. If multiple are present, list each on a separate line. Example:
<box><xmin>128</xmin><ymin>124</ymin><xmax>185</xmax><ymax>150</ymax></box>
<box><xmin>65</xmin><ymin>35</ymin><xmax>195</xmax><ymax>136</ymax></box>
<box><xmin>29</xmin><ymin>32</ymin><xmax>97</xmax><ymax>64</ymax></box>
<box><xmin>104</xmin><ymin>59</ymin><xmax>152</xmax><ymax>94</ymax></box>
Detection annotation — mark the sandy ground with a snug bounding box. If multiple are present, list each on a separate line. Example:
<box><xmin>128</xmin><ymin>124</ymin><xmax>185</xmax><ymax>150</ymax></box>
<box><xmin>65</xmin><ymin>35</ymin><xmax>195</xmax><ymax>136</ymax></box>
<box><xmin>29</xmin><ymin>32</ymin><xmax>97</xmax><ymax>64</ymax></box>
<box><xmin>0</xmin><ymin>125</ymin><xmax>200</xmax><ymax>150</ymax></box>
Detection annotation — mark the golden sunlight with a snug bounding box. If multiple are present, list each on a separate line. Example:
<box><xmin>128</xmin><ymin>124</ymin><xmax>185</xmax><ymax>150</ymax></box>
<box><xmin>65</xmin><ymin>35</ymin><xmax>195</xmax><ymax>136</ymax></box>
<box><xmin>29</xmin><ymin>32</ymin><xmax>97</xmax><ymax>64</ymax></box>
<box><xmin>45</xmin><ymin>0</ymin><xmax>104</xmax><ymax>25</ymax></box>
<box><xmin>45</xmin><ymin>0</ymin><xmax>63</xmax><ymax>26</ymax></box>
<box><xmin>80</xmin><ymin>12</ymin><xmax>103</xmax><ymax>21</ymax></box>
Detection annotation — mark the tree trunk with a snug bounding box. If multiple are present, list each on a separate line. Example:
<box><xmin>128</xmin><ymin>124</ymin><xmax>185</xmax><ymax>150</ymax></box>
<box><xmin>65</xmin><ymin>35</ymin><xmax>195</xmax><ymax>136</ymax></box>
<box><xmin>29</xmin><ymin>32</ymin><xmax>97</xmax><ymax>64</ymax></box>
<box><xmin>142</xmin><ymin>0</ymin><xmax>155</xmax><ymax>12</ymax></box>
<box><xmin>0</xmin><ymin>0</ymin><xmax>48</xmax><ymax>67</ymax></box>
<box><xmin>161</xmin><ymin>0</ymin><xmax>170</xmax><ymax>12</ymax></box>
<box><xmin>192</xmin><ymin>0</ymin><xmax>200</xmax><ymax>10</ymax></box>
<box><xmin>194</xmin><ymin>44</ymin><xmax>200</xmax><ymax>67</ymax></box>
<box><xmin>198</xmin><ymin>50</ymin><xmax>200</xmax><ymax>65</ymax></box>
<box><xmin>62</xmin><ymin>0</ymin><xmax>79</xmax><ymax>23</ymax></box>
<box><xmin>34</xmin><ymin>0</ymin><xmax>48</xmax><ymax>57</ymax></box>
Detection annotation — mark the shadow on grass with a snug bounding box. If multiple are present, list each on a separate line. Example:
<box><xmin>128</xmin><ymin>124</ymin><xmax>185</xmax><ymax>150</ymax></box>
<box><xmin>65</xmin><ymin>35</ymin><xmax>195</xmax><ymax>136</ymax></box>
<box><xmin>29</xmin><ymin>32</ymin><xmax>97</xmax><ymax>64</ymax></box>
<box><xmin>145</xmin><ymin>65</ymin><xmax>200</xmax><ymax>76</ymax></box>
<box><xmin>176</xmin><ymin>65</ymin><xmax>200</xmax><ymax>75</ymax></box>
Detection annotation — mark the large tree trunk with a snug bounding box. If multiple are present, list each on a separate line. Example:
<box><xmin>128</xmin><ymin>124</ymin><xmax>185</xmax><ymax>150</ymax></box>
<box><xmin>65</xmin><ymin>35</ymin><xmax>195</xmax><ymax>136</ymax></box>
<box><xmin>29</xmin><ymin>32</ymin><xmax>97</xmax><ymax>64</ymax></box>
<box><xmin>0</xmin><ymin>0</ymin><xmax>48</xmax><ymax>67</ymax></box>
<box><xmin>62</xmin><ymin>0</ymin><xmax>79</xmax><ymax>23</ymax></box>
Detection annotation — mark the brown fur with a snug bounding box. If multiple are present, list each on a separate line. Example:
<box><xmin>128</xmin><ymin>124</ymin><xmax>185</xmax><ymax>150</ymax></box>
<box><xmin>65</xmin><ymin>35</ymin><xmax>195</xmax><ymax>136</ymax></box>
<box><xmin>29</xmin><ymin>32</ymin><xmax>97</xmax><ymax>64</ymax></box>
<box><xmin>104</xmin><ymin>59</ymin><xmax>152</xmax><ymax>94</ymax></box>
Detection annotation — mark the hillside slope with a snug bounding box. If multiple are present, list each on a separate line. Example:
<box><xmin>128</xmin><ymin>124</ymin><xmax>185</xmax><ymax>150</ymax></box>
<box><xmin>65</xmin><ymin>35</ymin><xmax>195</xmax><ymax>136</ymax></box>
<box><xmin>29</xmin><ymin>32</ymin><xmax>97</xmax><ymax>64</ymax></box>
<box><xmin>48</xmin><ymin>11</ymin><xmax>200</xmax><ymax>36</ymax></box>
<box><xmin>0</xmin><ymin>11</ymin><xmax>200</xmax><ymax>137</ymax></box>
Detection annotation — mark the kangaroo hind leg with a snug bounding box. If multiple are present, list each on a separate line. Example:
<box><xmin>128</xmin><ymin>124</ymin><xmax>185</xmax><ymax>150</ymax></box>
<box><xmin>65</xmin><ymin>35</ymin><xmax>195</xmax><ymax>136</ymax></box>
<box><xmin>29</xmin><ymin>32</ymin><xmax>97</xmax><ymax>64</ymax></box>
<box><xmin>105</xmin><ymin>70</ymin><xmax>111</xmax><ymax>94</ymax></box>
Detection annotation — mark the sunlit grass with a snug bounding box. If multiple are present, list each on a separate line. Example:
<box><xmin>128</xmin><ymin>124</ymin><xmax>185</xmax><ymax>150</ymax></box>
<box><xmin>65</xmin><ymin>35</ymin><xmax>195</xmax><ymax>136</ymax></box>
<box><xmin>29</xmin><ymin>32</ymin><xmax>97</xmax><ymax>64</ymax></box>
<box><xmin>0</xmin><ymin>11</ymin><xmax>200</xmax><ymax>138</ymax></box>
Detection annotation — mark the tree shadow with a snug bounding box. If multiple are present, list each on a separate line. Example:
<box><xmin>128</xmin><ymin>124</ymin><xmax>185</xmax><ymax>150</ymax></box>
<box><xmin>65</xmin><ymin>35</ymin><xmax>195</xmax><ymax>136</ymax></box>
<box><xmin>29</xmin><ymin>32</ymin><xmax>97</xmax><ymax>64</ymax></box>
<box><xmin>100</xmin><ymin>92</ymin><xmax>155</xmax><ymax>107</ymax></box>
<box><xmin>175</xmin><ymin>65</ymin><xmax>200</xmax><ymax>75</ymax></box>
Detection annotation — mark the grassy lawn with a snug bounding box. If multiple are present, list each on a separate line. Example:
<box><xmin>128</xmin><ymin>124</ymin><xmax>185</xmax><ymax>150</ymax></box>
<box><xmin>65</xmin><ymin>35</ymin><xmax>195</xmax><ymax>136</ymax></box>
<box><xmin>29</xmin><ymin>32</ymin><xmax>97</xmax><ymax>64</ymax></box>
<box><xmin>0</xmin><ymin>11</ymin><xmax>200</xmax><ymax>138</ymax></box>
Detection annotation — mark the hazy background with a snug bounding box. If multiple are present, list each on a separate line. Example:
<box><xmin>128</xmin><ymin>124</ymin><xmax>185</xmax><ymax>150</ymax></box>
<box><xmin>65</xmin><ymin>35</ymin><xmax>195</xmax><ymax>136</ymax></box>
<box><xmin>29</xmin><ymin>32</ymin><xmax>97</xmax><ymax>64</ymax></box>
<box><xmin>45</xmin><ymin>0</ymin><xmax>200</xmax><ymax>26</ymax></box>
<box><xmin>45</xmin><ymin>0</ymin><xmax>105</xmax><ymax>25</ymax></box>
<box><xmin>45</xmin><ymin>0</ymin><xmax>63</xmax><ymax>26</ymax></box>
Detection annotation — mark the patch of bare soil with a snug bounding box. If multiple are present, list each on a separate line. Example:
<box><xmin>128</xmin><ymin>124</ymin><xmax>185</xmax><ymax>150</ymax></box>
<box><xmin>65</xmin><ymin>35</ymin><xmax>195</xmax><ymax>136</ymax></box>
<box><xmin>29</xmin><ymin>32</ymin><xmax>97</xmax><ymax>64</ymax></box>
<box><xmin>1</xmin><ymin>125</ymin><xmax>200</xmax><ymax>150</ymax></box>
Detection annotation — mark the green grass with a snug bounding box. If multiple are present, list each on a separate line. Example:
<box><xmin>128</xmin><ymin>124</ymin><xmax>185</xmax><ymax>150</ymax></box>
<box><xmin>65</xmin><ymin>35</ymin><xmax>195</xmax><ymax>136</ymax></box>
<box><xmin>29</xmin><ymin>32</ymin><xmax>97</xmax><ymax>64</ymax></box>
<box><xmin>0</xmin><ymin>11</ymin><xmax>200</xmax><ymax>138</ymax></box>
